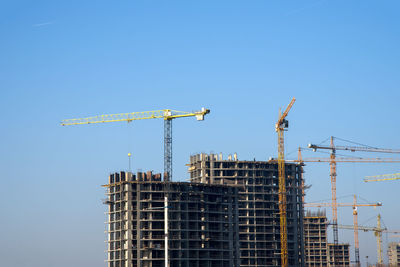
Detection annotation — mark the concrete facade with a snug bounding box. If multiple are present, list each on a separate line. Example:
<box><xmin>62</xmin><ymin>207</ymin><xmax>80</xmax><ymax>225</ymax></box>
<box><xmin>304</xmin><ymin>210</ymin><xmax>328</xmax><ymax>266</ymax></box>
<box><xmin>388</xmin><ymin>242</ymin><xmax>400</xmax><ymax>266</ymax></box>
<box><xmin>188</xmin><ymin>153</ymin><xmax>305</xmax><ymax>267</ymax></box>
<box><xmin>327</xmin><ymin>243</ymin><xmax>350</xmax><ymax>267</ymax></box>
<box><xmin>104</xmin><ymin>171</ymin><xmax>240</xmax><ymax>267</ymax></box>
<box><xmin>304</xmin><ymin>210</ymin><xmax>350</xmax><ymax>267</ymax></box>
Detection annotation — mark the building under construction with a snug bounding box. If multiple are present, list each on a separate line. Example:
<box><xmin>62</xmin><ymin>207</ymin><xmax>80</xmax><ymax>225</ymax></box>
<box><xmin>104</xmin><ymin>171</ymin><xmax>240</xmax><ymax>267</ymax></box>
<box><xmin>303</xmin><ymin>210</ymin><xmax>350</xmax><ymax>267</ymax></box>
<box><xmin>388</xmin><ymin>242</ymin><xmax>400</xmax><ymax>266</ymax></box>
<box><xmin>188</xmin><ymin>153</ymin><xmax>305</xmax><ymax>267</ymax></box>
<box><xmin>327</xmin><ymin>243</ymin><xmax>350</xmax><ymax>267</ymax></box>
<box><xmin>304</xmin><ymin>210</ymin><xmax>328</xmax><ymax>266</ymax></box>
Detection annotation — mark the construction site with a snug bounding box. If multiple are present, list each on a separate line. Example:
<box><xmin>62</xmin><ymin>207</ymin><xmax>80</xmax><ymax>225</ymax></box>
<box><xmin>4</xmin><ymin>1</ymin><xmax>400</xmax><ymax>267</ymax></box>
<box><xmin>103</xmin><ymin>170</ymin><xmax>239</xmax><ymax>267</ymax></box>
<box><xmin>60</xmin><ymin>100</ymin><xmax>400</xmax><ymax>267</ymax></box>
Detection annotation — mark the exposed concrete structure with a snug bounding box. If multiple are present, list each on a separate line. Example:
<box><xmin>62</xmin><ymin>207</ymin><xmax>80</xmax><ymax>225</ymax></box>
<box><xmin>327</xmin><ymin>243</ymin><xmax>350</xmax><ymax>267</ymax></box>
<box><xmin>304</xmin><ymin>210</ymin><xmax>350</xmax><ymax>267</ymax></box>
<box><xmin>388</xmin><ymin>242</ymin><xmax>400</xmax><ymax>266</ymax></box>
<box><xmin>104</xmin><ymin>171</ymin><xmax>240</xmax><ymax>267</ymax></box>
<box><xmin>304</xmin><ymin>210</ymin><xmax>328</xmax><ymax>266</ymax></box>
<box><xmin>188</xmin><ymin>153</ymin><xmax>305</xmax><ymax>267</ymax></box>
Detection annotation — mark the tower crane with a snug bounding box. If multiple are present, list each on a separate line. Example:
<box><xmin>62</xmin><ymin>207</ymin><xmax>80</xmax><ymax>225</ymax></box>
<box><xmin>61</xmin><ymin>108</ymin><xmax>210</xmax><ymax>181</ymax></box>
<box><xmin>286</xmin><ymin>148</ymin><xmax>400</xmax><ymax>208</ymax></box>
<box><xmin>364</xmin><ymin>172</ymin><xmax>400</xmax><ymax>182</ymax></box>
<box><xmin>336</xmin><ymin>219</ymin><xmax>385</xmax><ymax>265</ymax></box>
<box><xmin>62</xmin><ymin>108</ymin><xmax>210</xmax><ymax>267</ymax></box>
<box><xmin>280</xmin><ymin>147</ymin><xmax>400</xmax><ymax>266</ymax></box>
<box><xmin>275</xmin><ymin>97</ymin><xmax>295</xmax><ymax>267</ymax></box>
<box><xmin>307</xmin><ymin>138</ymin><xmax>400</xmax><ymax>247</ymax></box>
<box><xmin>305</xmin><ymin>195</ymin><xmax>382</xmax><ymax>267</ymax></box>
<box><xmin>273</xmin><ymin>148</ymin><xmax>400</xmax><ymax>210</ymax></box>
<box><xmin>337</xmin><ymin>214</ymin><xmax>400</xmax><ymax>266</ymax></box>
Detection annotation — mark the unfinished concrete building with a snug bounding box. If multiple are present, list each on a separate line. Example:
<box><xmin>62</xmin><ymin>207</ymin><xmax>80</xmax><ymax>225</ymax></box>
<box><xmin>104</xmin><ymin>171</ymin><xmax>240</xmax><ymax>267</ymax></box>
<box><xmin>388</xmin><ymin>242</ymin><xmax>400</xmax><ymax>266</ymax></box>
<box><xmin>327</xmin><ymin>243</ymin><xmax>350</xmax><ymax>267</ymax></box>
<box><xmin>303</xmin><ymin>210</ymin><xmax>350</xmax><ymax>267</ymax></box>
<box><xmin>304</xmin><ymin>210</ymin><xmax>328</xmax><ymax>266</ymax></box>
<box><xmin>188</xmin><ymin>153</ymin><xmax>305</xmax><ymax>267</ymax></box>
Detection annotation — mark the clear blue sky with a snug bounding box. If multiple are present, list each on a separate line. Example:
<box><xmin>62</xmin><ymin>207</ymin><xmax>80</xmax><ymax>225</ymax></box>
<box><xmin>1</xmin><ymin>0</ymin><xmax>399</xmax><ymax>266</ymax></box>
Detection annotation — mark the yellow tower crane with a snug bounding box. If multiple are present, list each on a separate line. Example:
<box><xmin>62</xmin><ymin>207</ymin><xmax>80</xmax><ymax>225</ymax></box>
<box><xmin>337</xmin><ymin>214</ymin><xmax>400</xmax><ymax>266</ymax></box>
<box><xmin>307</xmin><ymin>138</ymin><xmax>400</xmax><ymax>247</ymax></box>
<box><xmin>364</xmin><ymin>172</ymin><xmax>400</xmax><ymax>182</ymax></box>
<box><xmin>288</xmin><ymin>148</ymin><xmax>400</xmax><ymax>266</ymax></box>
<box><xmin>62</xmin><ymin>108</ymin><xmax>210</xmax><ymax>267</ymax></box>
<box><xmin>305</xmin><ymin>196</ymin><xmax>382</xmax><ymax>267</ymax></box>
<box><xmin>275</xmin><ymin>97</ymin><xmax>296</xmax><ymax>267</ymax></box>
<box><xmin>336</xmin><ymin>218</ymin><xmax>385</xmax><ymax>265</ymax></box>
<box><xmin>61</xmin><ymin>108</ymin><xmax>210</xmax><ymax>181</ymax></box>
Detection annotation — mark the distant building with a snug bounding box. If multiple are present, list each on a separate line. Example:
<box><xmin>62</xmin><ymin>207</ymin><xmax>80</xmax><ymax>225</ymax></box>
<box><xmin>388</xmin><ymin>242</ymin><xmax>400</xmax><ymax>266</ymax></box>
<box><xmin>327</xmin><ymin>243</ymin><xmax>350</xmax><ymax>267</ymax></box>
<box><xmin>188</xmin><ymin>153</ymin><xmax>305</xmax><ymax>267</ymax></box>
<box><xmin>304</xmin><ymin>210</ymin><xmax>350</xmax><ymax>267</ymax></box>
<box><xmin>104</xmin><ymin>171</ymin><xmax>240</xmax><ymax>267</ymax></box>
<box><xmin>304</xmin><ymin>210</ymin><xmax>328</xmax><ymax>266</ymax></box>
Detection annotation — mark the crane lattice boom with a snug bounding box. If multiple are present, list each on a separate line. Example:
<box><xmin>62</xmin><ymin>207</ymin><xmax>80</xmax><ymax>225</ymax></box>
<box><xmin>308</xmin><ymin>143</ymin><xmax>400</xmax><ymax>154</ymax></box>
<box><xmin>336</xmin><ymin>224</ymin><xmax>385</xmax><ymax>232</ymax></box>
<box><xmin>305</xmin><ymin>202</ymin><xmax>382</xmax><ymax>207</ymax></box>
<box><xmin>335</xmin><ymin>214</ymin><xmax>400</xmax><ymax>265</ymax></box>
<box><xmin>61</xmin><ymin>107</ymin><xmax>210</xmax><ymax>181</ymax></box>
<box><xmin>286</xmin><ymin>157</ymin><xmax>400</xmax><ymax>163</ymax></box>
<box><xmin>306</xmin><ymin>196</ymin><xmax>382</xmax><ymax>267</ymax></box>
<box><xmin>61</xmin><ymin>109</ymin><xmax>209</xmax><ymax>126</ymax></box>
<box><xmin>364</xmin><ymin>172</ymin><xmax>400</xmax><ymax>182</ymax></box>
<box><xmin>305</xmin><ymin>138</ymin><xmax>400</xmax><ymax>247</ymax></box>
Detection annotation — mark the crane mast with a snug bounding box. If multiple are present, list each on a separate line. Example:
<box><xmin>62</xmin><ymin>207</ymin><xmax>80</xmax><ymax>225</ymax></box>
<box><xmin>329</xmin><ymin>136</ymin><xmax>338</xmax><ymax>245</ymax></box>
<box><xmin>275</xmin><ymin>97</ymin><xmax>295</xmax><ymax>267</ymax></box>
<box><xmin>164</xmin><ymin>118</ymin><xmax>172</xmax><ymax>181</ymax></box>
<box><xmin>307</xmin><ymin>137</ymin><xmax>400</xmax><ymax>249</ymax></box>
<box><xmin>305</xmin><ymin>196</ymin><xmax>382</xmax><ymax>266</ymax></box>
<box><xmin>337</xmin><ymin>214</ymin><xmax>400</xmax><ymax>266</ymax></box>
<box><xmin>295</xmin><ymin>148</ymin><xmax>400</xmax><ymax>207</ymax></box>
<box><xmin>337</xmin><ymin>217</ymin><xmax>385</xmax><ymax>266</ymax></box>
<box><xmin>376</xmin><ymin>214</ymin><xmax>383</xmax><ymax>265</ymax></box>
<box><xmin>336</xmin><ymin>214</ymin><xmax>386</xmax><ymax>266</ymax></box>
<box><xmin>353</xmin><ymin>195</ymin><xmax>360</xmax><ymax>267</ymax></box>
